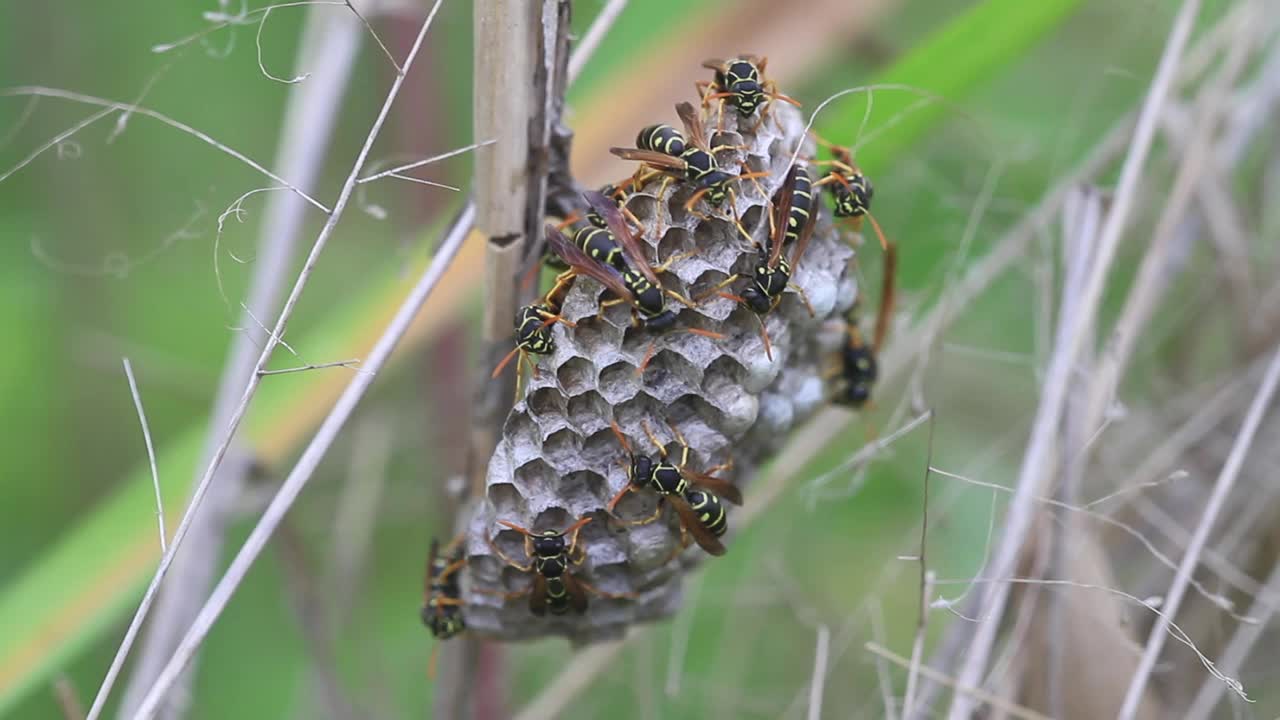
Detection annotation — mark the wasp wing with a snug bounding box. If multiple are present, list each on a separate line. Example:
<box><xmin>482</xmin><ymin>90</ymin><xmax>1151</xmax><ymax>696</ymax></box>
<box><xmin>584</xmin><ymin>190</ymin><xmax>658</xmax><ymax>286</ymax></box>
<box><xmin>700</xmin><ymin>57</ymin><xmax>729</xmax><ymax>73</ymax></box>
<box><xmin>675</xmin><ymin>101</ymin><xmax>711</xmax><ymax>154</ymax></box>
<box><xmin>768</xmin><ymin>164</ymin><xmax>800</xmax><ymax>268</ymax></box>
<box><xmin>670</xmin><ymin>495</ymin><xmax>727</xmax><ymax>556</ymax></box>
<box><xmin>561</xmin><ymin>571</ymin><xmax>591</xmax><ymax>614</ymax></box>
<box><xmin>545</xmin><ymin>224</ymin><xmax>636</xmax><ymax>306</ymax></box>
<box><xmin>529</xmin><ymin>574</ymin><xmax>549</xmax><ymax>616</ymax></box>
<box><xmin>609</xmin><ymin>147</ymin><xmax>687</xmax><ymax>173</ymax></box>
<box><xmin>682</xmin><ymin>470</ymin><xmax>743</xmax><ymax>506</ymax></box>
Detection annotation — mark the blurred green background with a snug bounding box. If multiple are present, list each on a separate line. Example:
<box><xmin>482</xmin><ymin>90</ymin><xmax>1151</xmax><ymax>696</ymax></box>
<box><xmin>0</xmin><ymin>0</ymin><xmax>1234</xmax><ymax>717</ymax></box>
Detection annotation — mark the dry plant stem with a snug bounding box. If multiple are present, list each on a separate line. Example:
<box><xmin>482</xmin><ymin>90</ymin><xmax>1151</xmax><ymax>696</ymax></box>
<box><xmin>455</xmin><ymin>3</ymin><xmax>567</xmax><ymax>717</ymax></box>
<box><xmin>947</xmin><ymin>2</ymin><xmax>1202</xmax><ymax>715</ymax></box>
<box><xmin>122</xmin><ymin>359</ymin><xmax>166</xmax><ymax>553</ymax></box>
<box><xmin>124</xmin><ymin>6</ymin><xmax>450</xmax><ymax>713</ymax></box>
<box><xmin>865</xmin><ymin>644</ymin><xmax>1051</xmax><ymax>720</ymax></box>
<box><xmin>107</xmin><ymin>10</ymin><xmax>370</xmax><ymax>719</ymax></box>
<box><xmin>1046</xmin><ymin>186</ymin><xmax>1101</xmax><ymax>718</ymax></box>
<box><xmin>1117</xmin><ymin>342</ymin><xmax>1280</xmax><ymax>717</ymax></box>
<box><xmin>1185</xmin><ymin>554</ymin><xmax>1280</xmax><ymax>718</ymax></box>
<box><xmin>130</xmin><ymin>201</ymin><xmax>475</xmax><ymax>719</ymax></box>
<box><xmin>901</xmin><ymin>412</ymin><xmax>936</xmax><ymax>720</ymax></box>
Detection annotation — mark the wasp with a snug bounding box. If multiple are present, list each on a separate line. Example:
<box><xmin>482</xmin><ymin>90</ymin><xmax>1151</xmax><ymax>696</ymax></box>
<box><xmin>697</xmin><ymin>55</ymin><xmax>799</xmax><ymax>131</ymax></box>
<box><xmin>420</xmin><ymin>535</ymin><xmax>466</xmax><ymax>638</ymax></box>
<box><xmin>809</xmin><ymin>131</ymin><xmax>897</xmax><ymax>348</ymax></box>
<box><xmin>545</xmin><ymin>193</ymin><xmax>723</xmax><ymax>360</ymax></box>
<box><xmin>420</xmin><ymin>535</ymin><xmax>465</xmax><ymax>678</ymax></box>
<box><xmin>700</xmin><ymin>163</ymin><xmax>817</xmax><ymax>359</ymax></box>
<box><xmin>608</xmin><ymin>419</ymin><xmax>741</xmax><ymax>557</ymax></box>
<box><xmin>491</xmin><ymin>274</ymin><xmax>575</xmax><ymax>400</ymax></box>
<box><xmin>809</xmin><ymin>133</ymin><xmax>887</xmax><ymax>249</ymax></box>
<box><xmin>831</xmin><ymin>316</ymin><xmax>879</xmax><ymax>408</ymax></box>
<box><xmin>487</xmin><ymin>516</ymin><xmax>630</xmax><ymax>616</ymax></box>
<box><xmin>611</xmin><ymin>102</ymin><xmax>765</xmax><ymax>214</ymax></box>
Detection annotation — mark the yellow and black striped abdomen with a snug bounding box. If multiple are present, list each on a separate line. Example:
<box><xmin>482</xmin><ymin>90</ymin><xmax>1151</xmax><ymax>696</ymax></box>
<box><xmin>637</xmin><ymin>124</ymin><xmax>686</xmax><ymax>157</ymax></box>
<box><xmin>784</xmin><ymin>166</ymin><xmax>814</xmax><ymax>244</ymax></box>
<box><xmin>573</xmin><ymin>225</ymin><xmax>627</xmax><ymax>272</ymax></box>
<box><xmin>544</xmin><ymin>576</ymin><xmax>572</xmax><ymax>615</ymax></box>
<box><xmin>684</xmin><ymin>489</ymin><xmax>727</xmax><ymax>537</ymax></box>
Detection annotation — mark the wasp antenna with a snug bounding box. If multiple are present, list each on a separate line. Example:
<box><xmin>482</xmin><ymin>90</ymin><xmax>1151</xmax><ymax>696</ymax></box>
<box><xmin>498</xmin><ymin>520</ymin><xmax>534</xmax><ymax>537</ymax></box>
<box><xmin>873</xmin><ymin>233</ymin><xmax>898</xmax><ymax>353</ymax></box>
<box><xmin>756</xmin><ymin>312</ymin><xmax>773</xmax><ymax>360</ymax></box>
<box><xmin>609</xmin><ymin>419</ymin><xmax>634</xmax><ymax>454</ymax></box>
<box><xmin>635</xmin><ymin>341</ymin><xmax>658</xmax><ymax>376</ymax></box>
<box><xmin>606</xmin><ymin>484</ymin><xmax>632</xmax><ymax>513</ymax></box>
<box><xmin>491</xmin><ymin>345</ymin><xmax>522</xmax><ymax>379</ymax></box>
<box><xmin>864</xmin><ymin>209</ymin><xmax>890</xmax><ymax>252</ymax></box>
<box><xmin>685</xmin><ymin>327</ymin><xmax>726</xmax><ymax>341</ymax></box>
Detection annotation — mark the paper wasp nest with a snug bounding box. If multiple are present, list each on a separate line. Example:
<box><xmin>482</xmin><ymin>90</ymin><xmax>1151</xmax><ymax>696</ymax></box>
<box><xmin>464</xmin><ymin>101</ymin><xmax>857</xmax><ymax>643</ymax></box>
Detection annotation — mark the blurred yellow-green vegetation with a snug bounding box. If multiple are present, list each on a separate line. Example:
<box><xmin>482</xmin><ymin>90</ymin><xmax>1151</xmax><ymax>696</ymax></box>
<box><xmin>0</xmin><ymin>0</ymin><xmax>1262</xmax><ymax>718</ymax></box>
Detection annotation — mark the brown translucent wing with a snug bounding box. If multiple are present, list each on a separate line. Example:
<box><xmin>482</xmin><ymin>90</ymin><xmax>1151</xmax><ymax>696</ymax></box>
<box><xmin>675</xmin><ymin>101</ymin><xmax>710</xmax><ymax>154</ymax></box>
<box><xmin>700</xmin><ymin>57</ymin><xmax>728</xmax><ymax>73</ymax></box>
<box><xmin>769</xmin><ymin>164</ymin><xmax>799</xmax><ymax>268</ymax></box>
<box><xmin>609</xmin><ymin>147</ymin><xmax>687</xmax><ymax>173</ymax></box>
<box><xmin>529</xmin><ymin>574</ymin><xmax>548</xmax><ymax>616</ymax></box>
<box><xmin>683</xmin><ymin>470</ymin><xmax>743</xmax><ymax>506</ymax></box>
<box><xmin>561</xmin><ymin>571</ymin><xmax>591</xmax><ymax>614</ymax></box>
<box><xmin>670</xmin><ymin>495</ymin><xmax>727</xmax><ymax>556</ymax></box>
<box><xmin>545</xmin><ymin>224</ymin><xmax>635</xmax><ymax>305</ymax></box>
<box><xmin>787</xmin><ymin>179</ymin><xmax>818</xmax><ymax>274</ymax></box>
<box><xmin>584</xmin><ymin>190</ymin><xmax>658</xmax><ymax>286</ymax></box>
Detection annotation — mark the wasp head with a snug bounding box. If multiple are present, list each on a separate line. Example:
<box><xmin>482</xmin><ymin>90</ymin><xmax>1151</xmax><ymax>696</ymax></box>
<box><xmin>532</xmin><ymin>532</ymin><xmax>566</xmax><ymax>557</ymax></box>
<box><xmin>629</xmin><ymin>454</ymin><xmax>655</xmax><ymax>488</ymax></box>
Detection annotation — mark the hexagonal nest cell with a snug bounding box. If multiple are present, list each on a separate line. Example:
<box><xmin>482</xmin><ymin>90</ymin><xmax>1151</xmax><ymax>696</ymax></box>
<box><xmin>463</xmin><ymin>99</ymin><xmax>857</xmax><ymax>643</ymax></box>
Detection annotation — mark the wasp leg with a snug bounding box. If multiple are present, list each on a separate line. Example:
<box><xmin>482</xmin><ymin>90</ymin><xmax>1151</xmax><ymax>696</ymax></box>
<box><xmin>487</xmin><ymin>536</ymin><xmax>534</xmax><ymax>574</ymax></box>
<box><xmin>694</xmin><ymin>273</ymin><xmax>746</xmax><ymax>304</ymax></box>
<box><xmin>577</xmin><ymin>579</ymin><xmax>638</xmax><ymax>600</ymax></box>
<box><xmin>787</xmin><ymin>283</ymin><xmax>816</xmax><ymax>317</ymax></box>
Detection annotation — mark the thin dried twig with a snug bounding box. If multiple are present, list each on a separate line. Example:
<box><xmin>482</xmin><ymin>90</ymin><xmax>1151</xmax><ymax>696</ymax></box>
<box><xmin>0</xmin><ymin>87</ymin><xmax>330</xmax><ymax>213</ymax></box>
<box><xmin>901</xmin><ymin>412</ymin><xmax>935</xmax><ymax>720</ymax></box>
<box><xmin>257</xmin><ymin>359</ymin><xmax>363</xmax><ymax>375</ymax></box>
<box><xmin>1117</xmin><ymin>341</ymin><xmax>1280</xmax><ymax>718</ymax></box>
<box><xmin>948</xmin><ymin>3</ymin><xmax>1203</xmax><ymax>714</ymax></box>
<box><xmin>98</xmin><ymin>5</ymin><xmax>450</xmax><ymax>718</ymax></box>
<box><xmin>122</xmin><ymin>358</ymin><xmax>166</xmax><ymax>553</ymax></box>
<box><xmin>1185</xmin><ymin>554</ymin><xmax>1280</xmax><ymax>718</ymax></box>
